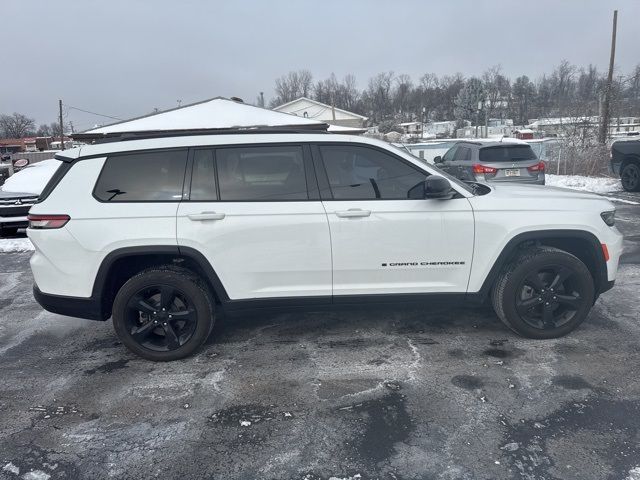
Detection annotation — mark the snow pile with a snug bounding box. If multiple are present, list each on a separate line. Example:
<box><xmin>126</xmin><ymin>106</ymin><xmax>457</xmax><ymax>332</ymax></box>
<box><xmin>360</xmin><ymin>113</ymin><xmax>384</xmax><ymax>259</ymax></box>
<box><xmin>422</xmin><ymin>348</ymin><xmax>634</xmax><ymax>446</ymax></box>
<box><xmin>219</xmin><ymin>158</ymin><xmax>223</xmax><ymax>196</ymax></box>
<box><xmin>0</xmin><ymin>238</ymin><xmax>34</xmax><ymax>253</ymax></box>
<box><xmin>1</xmin><ymin>159</ymin><xmax>61</xmax><ymax>195</ymax></box>
<box><xmin>545</xmin><ymin>174</ymin><xmax>622</xmax><ymax>194</ymax></box>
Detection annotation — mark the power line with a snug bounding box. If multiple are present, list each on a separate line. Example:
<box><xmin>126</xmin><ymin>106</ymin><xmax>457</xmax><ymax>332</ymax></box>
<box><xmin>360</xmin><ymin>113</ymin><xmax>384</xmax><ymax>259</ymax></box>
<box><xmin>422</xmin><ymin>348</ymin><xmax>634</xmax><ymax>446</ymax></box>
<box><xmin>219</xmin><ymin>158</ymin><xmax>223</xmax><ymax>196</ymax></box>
<box><xmin>65</xmin><ymin>105</ymin><xmax>123</xmax><ymax>121</ymax></box>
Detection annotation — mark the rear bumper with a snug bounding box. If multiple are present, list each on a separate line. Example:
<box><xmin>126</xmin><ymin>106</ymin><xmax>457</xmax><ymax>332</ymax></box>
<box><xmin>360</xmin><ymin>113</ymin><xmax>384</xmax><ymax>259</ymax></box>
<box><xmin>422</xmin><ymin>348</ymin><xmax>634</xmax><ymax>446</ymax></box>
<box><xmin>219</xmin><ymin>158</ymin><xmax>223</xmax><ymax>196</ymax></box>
<box><xmin>33</xmin><ymin>284</ymin><xmax>106</xmax><ymax>321</ymax></box>
<box><xmin>475</xmin><ymin>174</ymin><xmax>545</xmax><ymax>185</ymax></box>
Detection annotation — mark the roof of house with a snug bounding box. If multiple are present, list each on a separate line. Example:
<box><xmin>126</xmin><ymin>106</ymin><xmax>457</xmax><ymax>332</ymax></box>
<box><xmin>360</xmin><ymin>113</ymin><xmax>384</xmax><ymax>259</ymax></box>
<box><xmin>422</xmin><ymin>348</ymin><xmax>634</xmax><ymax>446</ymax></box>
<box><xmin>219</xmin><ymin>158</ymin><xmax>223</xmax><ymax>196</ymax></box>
<box><xmin>74</xmin><ymin>97</ymin><xmax>329</xmax><ymax>141</ymax></box>
<box><xmin>273</xmin><ymin>97</ymin><xmax>368</xmax><ymax>121</ymax></box>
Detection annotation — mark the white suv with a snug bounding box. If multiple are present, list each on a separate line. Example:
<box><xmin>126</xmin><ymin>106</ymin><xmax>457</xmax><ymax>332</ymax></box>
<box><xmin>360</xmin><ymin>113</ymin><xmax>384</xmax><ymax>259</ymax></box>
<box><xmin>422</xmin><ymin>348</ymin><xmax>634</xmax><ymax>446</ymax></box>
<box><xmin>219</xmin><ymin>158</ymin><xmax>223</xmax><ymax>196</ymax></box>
<box><xmin>27</xmin><ymin>133</ymin><xmax>623</xmax><ymax>361</ymax></box>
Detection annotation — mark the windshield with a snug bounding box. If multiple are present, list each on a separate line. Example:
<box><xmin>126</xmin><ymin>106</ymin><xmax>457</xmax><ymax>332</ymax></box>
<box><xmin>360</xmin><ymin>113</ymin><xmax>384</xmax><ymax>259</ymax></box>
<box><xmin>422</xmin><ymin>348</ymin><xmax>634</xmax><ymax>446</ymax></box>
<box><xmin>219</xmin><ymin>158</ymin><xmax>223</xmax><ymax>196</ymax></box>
<box><xmin>479</xmin><ymin>145</ymin><xmax>537</xmax><ymax>162</ymax></box>
<box><xmin>389</xmin><ymin>143</ymin><xmax>475</xmax><ymax>195</ymax></box>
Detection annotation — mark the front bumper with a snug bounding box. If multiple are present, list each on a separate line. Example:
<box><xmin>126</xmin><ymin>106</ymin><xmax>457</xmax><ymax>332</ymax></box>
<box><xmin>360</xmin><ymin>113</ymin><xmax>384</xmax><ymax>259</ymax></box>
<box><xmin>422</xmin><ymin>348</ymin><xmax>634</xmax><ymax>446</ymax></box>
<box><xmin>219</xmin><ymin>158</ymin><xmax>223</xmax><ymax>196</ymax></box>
<box><xmin>33</xmin><ymin>284</ymin><xmax>106</xmax><ymax>321</ymax></box>
<box><xmin>0</xmin><ymin>215</ymin><xmax>28</xmax><ymax>229</ymax></box>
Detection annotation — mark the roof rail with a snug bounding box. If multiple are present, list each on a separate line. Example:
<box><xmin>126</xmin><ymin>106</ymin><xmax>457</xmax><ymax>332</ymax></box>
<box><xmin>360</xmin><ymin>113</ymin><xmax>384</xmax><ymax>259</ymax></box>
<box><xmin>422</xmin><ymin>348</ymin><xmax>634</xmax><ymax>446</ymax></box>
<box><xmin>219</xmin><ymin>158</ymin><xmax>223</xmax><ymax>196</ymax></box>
<box><xmin>72</xmin><ymin>125</ymin><xmax>330</xmax><ymax>144</ymax></box>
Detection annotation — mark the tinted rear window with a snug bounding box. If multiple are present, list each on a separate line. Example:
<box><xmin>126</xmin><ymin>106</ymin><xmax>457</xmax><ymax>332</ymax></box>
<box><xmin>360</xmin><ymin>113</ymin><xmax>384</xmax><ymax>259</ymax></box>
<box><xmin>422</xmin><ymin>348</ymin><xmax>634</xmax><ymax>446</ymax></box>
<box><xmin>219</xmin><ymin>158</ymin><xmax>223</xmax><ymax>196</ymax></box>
<box><xmin>216</xmin><ymin>145</ymin><xmax>308</xmax><ymax>201</ymax></box>
<box><xmin>478</xmin><ymin>145</ymin><xmax>537</xmax><ymax>162</ymax></box>
<box><xmin>94</xmin><ymin>150</ymin><xmax>188</xmax><ymax>202</ymax></box>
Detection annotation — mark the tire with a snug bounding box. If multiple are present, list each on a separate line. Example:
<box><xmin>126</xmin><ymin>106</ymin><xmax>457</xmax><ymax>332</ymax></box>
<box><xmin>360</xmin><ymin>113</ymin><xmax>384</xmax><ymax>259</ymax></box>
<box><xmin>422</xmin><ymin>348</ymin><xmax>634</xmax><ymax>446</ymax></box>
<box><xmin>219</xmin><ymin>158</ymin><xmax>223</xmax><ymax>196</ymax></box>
<box><xmin>112</xmin><ymin>266</ymin><xmax>215</xmax><ymax>361</ymax></box>
<box><xmin>0</xmin><ymin>227</ymin><xmax>19</xmax><ymax>238</ymax></box>
<box><xmin>491</xmin><ymin>246</ymin><xmax>595</xmax><ymax>339</ymax></box>
<box><xmin>621</xmin><ymin>162</ymin><xmax>640</xmax><ymax>192</ymax></box>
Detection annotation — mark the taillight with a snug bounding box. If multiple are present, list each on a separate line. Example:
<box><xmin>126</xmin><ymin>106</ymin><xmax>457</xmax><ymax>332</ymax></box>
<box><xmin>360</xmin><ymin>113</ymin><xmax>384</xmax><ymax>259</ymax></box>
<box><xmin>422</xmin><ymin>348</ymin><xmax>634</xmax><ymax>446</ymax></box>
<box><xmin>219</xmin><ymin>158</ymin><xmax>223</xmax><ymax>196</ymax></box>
<box><xmin>472</xmin><ymin>164</ymin><xmax>497</xmax><ymax>174</ymax></box>
<box><xmin>601</xmin><ymin>243</ymin><xmax>610</xmax><ymax>262</ymax></box>
<box><xmin>28</xmin><ymin>214</ymin><xmax>70</xmax><ymax>229</ymax></box>
<box><xmin>527</xmin><ymin>161</ymin><xmax>546</xmax><ymax>172</ymax></box>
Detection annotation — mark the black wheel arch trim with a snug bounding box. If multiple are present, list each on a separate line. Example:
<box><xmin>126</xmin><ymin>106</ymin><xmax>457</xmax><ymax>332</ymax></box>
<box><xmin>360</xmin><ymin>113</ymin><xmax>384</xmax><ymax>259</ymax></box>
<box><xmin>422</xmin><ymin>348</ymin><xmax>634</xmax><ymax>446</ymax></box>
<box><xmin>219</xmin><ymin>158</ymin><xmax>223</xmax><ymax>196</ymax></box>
<box><xmin>477</xmin><ymin>229</ymin><xmax>609</xmax><ymax>300</ymax></box>
<box><xmin>91</xmin><ymin>244</ymin><xmax>231</xmax><ymax>303</ymax></box>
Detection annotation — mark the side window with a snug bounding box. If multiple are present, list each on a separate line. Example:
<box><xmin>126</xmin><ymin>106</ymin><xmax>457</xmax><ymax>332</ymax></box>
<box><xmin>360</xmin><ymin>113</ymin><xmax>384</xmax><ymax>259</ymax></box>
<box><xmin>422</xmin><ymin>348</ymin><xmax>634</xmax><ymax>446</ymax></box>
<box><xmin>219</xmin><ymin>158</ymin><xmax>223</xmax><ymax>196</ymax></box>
<box><xmin>216</xmin><ymin>146</ymin><xmax>308</xmax><ymax>201</ymax></box>
<box><xmin>454</xmin><ymin>146</ymin><xmax>471</xmax><ymax>161</ymax></box>
<box><xmin>319</xmin><ymin>145</ymin><xmax>427</xmax><ymax>200</ymax></box>
<box><xmin>94</xmin><ymin>149</ymin><xmax>187</xmax><ymax>202</ymax></box>
<box><xmin>442</xmin><ymin>145</ymin><xmax>457</xmax><ymax>162</ymax></box>
<box><xmin>190</xmin><ymin>149</ymin><xmax>217</xmax><ymax>201</ymax></box>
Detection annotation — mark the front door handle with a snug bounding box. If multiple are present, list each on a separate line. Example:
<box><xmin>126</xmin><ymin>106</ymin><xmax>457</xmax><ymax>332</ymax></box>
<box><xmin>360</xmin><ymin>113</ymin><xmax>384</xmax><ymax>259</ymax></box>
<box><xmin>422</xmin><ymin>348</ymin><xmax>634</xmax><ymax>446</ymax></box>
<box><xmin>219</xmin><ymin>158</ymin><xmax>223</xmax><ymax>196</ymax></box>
<box><xmin>335</xmin><ymin>209</ymin><xmax>371</xmax><ymax>218</ymax></box>
<box><xmin>187</xmin><ymin>212</ymin><xmax>226</xmax><ymax>221</ymax></box>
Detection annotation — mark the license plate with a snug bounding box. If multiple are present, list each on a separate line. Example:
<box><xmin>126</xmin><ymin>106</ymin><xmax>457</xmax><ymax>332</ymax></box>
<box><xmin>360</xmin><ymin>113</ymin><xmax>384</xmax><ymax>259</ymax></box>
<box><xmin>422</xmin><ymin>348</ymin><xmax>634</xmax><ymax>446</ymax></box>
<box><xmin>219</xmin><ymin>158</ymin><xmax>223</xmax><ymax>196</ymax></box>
<box><xmin>504</xmin><ymin>169</ymin><xmax>520</xmax><ymax>177</ymax></box>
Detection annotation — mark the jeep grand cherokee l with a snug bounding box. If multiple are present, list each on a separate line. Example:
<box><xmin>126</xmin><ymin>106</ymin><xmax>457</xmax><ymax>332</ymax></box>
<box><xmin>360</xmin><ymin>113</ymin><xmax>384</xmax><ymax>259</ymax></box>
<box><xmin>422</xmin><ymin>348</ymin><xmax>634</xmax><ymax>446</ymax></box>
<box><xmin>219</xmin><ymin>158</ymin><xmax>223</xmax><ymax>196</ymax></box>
<box><xmin>28</xmin><ymin>133</ymin><xmax>622</xmax><ymax>361</ymax></box>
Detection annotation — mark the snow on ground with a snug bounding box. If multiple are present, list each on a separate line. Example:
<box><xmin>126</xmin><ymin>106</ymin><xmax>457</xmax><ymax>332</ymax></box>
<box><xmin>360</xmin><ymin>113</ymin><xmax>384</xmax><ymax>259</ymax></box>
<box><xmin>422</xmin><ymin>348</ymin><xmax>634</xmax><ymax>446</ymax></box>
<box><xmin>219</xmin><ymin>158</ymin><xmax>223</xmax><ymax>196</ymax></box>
<box><xmin>0</xmin><ymin>237</ymin><xmax>33</xmax><ymax>253</ymax></box>
<box><xmin>545</xmin><ymin>174</ymin><xmax>622</xmax><ymax>194</ymax></box>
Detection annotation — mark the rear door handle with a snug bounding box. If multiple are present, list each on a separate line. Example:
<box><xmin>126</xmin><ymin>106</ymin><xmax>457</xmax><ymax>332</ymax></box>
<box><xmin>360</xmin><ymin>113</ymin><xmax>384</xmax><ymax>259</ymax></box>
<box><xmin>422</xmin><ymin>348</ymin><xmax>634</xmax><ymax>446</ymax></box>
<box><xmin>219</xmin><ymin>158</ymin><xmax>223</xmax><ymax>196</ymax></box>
<box><xmin>187</xmin><ymin>212</ymin><xmax>226</xmax><ymax>221</ymax></box>
<box><xmin>335</xmin><ymin>209</ymin><xmax>371</xmax><ymax>218</ymax></box>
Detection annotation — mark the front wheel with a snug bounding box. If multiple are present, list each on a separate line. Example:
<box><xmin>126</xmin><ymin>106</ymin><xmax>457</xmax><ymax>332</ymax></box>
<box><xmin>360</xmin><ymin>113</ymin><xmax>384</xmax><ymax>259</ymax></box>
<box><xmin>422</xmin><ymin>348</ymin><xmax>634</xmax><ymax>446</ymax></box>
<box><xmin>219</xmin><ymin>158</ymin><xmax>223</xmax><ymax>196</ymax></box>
<box><xmin>621</xmin><ymin>163</ymin><xmax>640</xmax><ymax>192</ymax></box>
<box><xmin>112</xmin><ymin>267</ymin><xmax>214</xmax><ymax>361</ymax></box>
<box><xmin>492</xmin><ymin>246</ymin><xmax>595</xmax><ymax>339</ymax></box>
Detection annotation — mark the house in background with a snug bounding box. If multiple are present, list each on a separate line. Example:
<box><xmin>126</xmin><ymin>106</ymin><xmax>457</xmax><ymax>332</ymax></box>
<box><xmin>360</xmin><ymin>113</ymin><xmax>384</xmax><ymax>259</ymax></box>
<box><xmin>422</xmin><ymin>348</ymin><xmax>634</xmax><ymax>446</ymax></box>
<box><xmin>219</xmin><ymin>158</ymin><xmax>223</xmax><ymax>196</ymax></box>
<box><xmin>273</xmin><ymin>97</ymin><xmax>367</xmax><ymax>128</ymax></box>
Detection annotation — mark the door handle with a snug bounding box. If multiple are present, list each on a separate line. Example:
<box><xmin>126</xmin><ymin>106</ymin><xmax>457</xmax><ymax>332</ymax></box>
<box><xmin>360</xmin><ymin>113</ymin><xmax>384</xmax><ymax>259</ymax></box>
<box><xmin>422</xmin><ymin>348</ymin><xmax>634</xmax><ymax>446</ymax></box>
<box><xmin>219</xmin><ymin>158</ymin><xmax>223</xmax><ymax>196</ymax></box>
<box><xmin>187</xmin><ymin>212</ymin><xmax>226</xmax><ymax>221</ymax></box>
<box><xmin>335</xmin><ymin>209</ymin><xmax>371</xmax><ymax>218</ymax></box>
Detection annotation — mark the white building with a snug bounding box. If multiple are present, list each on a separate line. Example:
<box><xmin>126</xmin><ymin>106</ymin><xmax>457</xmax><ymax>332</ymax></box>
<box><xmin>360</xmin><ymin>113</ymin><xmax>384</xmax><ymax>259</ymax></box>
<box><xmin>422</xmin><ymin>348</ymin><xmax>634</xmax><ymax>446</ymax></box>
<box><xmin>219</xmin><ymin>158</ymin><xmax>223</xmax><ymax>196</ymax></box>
<box><xmin>424</xmin><ymin>120</ymin><xmax>469</xmax><ymax>138</ymax></box>
<box><xmin>273</xmin><ymin>97</ymin><xmax>368</xmax><ymax>128</ymax></box>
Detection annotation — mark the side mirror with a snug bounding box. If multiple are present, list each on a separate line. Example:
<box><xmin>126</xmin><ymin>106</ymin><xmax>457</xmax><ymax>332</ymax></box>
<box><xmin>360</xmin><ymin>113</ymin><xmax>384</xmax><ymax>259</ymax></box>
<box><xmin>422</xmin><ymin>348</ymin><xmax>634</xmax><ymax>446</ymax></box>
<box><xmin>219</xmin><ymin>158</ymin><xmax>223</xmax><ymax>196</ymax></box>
<box><xmin>408</xmin><ymin>176</ymin><xmax>453</xmax><ymax>200</ymax></box>
<box><xmin>433</xmin><ymin>155</ymin><xmax>442</xmax><ymax>163</ymax></box>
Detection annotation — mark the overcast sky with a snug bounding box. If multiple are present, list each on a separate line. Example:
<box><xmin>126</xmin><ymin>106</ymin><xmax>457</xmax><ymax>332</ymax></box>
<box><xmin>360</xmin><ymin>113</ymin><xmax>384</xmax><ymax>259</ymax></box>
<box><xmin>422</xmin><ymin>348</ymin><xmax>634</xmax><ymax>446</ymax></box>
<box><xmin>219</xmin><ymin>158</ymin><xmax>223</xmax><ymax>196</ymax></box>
<box><xmin>3</xmin><ymin>0</ymin><xmax>639</xmax><ymax>129</ymax></box>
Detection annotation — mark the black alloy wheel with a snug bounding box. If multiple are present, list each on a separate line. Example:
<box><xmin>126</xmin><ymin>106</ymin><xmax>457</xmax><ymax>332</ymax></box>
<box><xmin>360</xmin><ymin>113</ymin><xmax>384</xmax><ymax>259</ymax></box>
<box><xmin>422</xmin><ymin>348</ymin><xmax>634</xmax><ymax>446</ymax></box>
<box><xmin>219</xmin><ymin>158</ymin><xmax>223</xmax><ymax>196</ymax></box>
<box><xmin>112</xmin><ymin>267</ymin><xmax>214</xmax><ymax>361</ymax></box>
<box><xmin>125</xmin><ymin>284</ymin><xmax>197</xmax><ymax>352</ymax></box>
<box><xmin>492</xmin><ymin>246</ymin><xmax>595</xmax><ymax>339</ymax></box>
<box><xmin>515</xmin><ymin>265</ymin><xmax>586</xmax><ymax>330</ymax></box>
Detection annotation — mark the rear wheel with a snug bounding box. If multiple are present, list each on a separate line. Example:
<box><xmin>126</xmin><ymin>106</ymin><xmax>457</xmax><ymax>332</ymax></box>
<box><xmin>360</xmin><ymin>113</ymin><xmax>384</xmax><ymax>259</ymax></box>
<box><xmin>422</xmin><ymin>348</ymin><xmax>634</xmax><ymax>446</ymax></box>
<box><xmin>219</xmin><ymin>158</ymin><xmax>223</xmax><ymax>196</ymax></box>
<box><xmin>492</xmin><ymin>246</ymin><xmax>595</xmax><ymax>339</ymax></box>
<box><xmin>621</xmin><ymin>162</ymin><xmax>640</xmax><ymax>192</ymax></box>
<box><xmin>112</xmin><ymin>267</ymin><xmax>214</xmax><ymax>361</ymax></box>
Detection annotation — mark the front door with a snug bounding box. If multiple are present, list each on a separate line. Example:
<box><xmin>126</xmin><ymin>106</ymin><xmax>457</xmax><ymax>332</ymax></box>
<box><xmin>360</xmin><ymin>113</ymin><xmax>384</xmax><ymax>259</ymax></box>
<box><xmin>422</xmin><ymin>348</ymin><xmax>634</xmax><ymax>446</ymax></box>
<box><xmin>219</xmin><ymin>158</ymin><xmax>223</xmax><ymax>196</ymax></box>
<box><xmin>315</xmin><ymin>144</ymin><xmax>474</xmax><ymax>297</ymax></box>
<box><xmin>177</xmin><ymin>144</ymin><xmax>332</xmax><ymax>301</ymax></box>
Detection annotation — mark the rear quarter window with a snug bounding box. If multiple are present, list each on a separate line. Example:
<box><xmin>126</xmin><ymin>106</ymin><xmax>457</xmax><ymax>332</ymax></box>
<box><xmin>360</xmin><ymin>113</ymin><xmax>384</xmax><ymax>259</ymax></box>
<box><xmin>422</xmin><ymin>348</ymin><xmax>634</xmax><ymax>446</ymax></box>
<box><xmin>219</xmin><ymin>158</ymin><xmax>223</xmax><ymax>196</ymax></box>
<box><xmin>94</xmin><ymin>149</ymin><xmax>188</xmax><ymax>202</ymax></box>
<box><xmin>479</xmin><ymin>145</ymin><xmax>537</xmax><ymax>162</ymax></box>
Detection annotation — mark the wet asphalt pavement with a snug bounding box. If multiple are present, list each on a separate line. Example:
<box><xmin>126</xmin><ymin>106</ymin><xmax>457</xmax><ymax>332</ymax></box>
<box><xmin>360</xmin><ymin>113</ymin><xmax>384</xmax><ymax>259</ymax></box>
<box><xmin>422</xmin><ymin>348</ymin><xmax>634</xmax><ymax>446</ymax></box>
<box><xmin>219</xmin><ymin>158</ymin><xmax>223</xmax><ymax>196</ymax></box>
<box><xmin>1</xmin><ymin>194</ymin><xmax>639</xmax><ymax>480</ymax></box>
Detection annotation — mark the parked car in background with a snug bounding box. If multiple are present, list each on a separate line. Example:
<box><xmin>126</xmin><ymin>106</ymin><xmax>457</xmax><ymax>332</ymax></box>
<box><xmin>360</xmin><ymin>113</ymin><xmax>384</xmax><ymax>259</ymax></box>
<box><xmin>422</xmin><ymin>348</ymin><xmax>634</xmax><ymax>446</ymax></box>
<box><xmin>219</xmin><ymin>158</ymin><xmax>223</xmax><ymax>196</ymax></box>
<box><xmin>0</xmin><ymin>159</ymin><xmax>60</xmax><ymax>237</ymax></box>
<box><xmin>434</xmin><ymin>140</ymin><xmax>545</xmax><ymax>185</ymax></box>
<box><xmin>610</xmin><ymin>138</ymin><xmax>640</xmax><ymax>192</ymax></box>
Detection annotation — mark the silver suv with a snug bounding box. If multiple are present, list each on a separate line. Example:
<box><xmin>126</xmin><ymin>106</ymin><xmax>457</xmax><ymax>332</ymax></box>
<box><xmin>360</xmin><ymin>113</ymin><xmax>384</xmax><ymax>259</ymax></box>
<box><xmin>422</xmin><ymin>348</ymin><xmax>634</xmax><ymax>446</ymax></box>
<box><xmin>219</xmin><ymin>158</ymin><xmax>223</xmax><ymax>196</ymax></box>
<box><xmin>434</xmin><ymin>141</ymin><xmax>545</xmax><ymax>185</ymax></box>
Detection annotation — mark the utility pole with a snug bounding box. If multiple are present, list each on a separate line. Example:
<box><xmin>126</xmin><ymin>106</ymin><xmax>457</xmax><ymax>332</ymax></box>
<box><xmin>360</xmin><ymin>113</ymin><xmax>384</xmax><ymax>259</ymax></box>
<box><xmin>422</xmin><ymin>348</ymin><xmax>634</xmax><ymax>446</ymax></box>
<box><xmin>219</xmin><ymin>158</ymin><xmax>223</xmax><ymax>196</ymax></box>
<box><xmin>59</xmin><ymin>99</ymin><xmax>65</xmax><ymax>151</ymax></box>
<box><xmin>599</xmin><ymin>10</ymin><xmax>617</xmax><ymax>144</ymax></box>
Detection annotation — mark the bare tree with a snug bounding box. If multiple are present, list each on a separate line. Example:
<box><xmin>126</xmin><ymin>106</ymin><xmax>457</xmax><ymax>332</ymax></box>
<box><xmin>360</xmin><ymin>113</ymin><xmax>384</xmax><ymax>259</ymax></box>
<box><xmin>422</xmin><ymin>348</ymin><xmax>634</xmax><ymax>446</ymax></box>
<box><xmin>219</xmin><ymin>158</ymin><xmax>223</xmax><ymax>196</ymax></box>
<box><xmin>269</xmin><ymin>70</ymin><xmax>313</xmax><ymax>107</ymax></box>
<box><xmin>482</xmin><ymin>65</ymin><xmax>510</xmax><ymax>123</ymax></box>
<box><xmin>0</xmin><ymin>113</ymin><xmax>36</xmax><ymax>138</ymax></box>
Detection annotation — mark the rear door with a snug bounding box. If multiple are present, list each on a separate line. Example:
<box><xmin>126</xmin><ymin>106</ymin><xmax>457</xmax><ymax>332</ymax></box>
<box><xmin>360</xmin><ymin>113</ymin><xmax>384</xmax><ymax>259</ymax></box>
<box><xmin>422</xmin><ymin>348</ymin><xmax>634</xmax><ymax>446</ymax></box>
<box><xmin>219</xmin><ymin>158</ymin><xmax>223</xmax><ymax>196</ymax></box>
<box><xmin>177</xmin><ymin>144</ymin><xmax>332</xmax><ymax>302</ymax></box>
<box><xmin>314</xmin><ymin>143</ymin><xmax>474</xmax><ymax>297</ymax></box>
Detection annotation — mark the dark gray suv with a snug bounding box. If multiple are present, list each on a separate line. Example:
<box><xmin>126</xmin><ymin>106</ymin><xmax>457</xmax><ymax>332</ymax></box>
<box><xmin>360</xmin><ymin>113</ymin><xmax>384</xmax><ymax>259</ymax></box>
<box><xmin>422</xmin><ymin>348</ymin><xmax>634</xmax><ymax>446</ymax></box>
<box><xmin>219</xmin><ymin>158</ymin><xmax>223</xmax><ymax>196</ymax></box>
<box><xmin>434</xmin><ymin>141</ymin><xmax>545</xmax><ymax>185</ymax></box>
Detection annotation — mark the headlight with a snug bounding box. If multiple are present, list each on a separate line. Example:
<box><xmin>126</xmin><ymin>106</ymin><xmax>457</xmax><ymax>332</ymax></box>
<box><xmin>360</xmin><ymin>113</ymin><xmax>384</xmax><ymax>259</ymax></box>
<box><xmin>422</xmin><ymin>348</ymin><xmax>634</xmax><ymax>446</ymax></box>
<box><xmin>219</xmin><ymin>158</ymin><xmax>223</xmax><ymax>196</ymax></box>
<box><xmin>601</xmin><ymin>210</ymin><xmax>615</xmax><ymax>226</ymax></box>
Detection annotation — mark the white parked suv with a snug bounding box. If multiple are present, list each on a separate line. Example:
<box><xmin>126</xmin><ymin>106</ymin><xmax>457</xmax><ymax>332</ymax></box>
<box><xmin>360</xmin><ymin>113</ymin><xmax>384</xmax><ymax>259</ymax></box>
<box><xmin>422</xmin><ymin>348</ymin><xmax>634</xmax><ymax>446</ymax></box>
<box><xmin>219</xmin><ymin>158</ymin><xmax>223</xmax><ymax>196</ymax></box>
<box><xmin>28</xmin><ymin>133</ymin><xmax>623</xmax><ymax>361</ymax></box>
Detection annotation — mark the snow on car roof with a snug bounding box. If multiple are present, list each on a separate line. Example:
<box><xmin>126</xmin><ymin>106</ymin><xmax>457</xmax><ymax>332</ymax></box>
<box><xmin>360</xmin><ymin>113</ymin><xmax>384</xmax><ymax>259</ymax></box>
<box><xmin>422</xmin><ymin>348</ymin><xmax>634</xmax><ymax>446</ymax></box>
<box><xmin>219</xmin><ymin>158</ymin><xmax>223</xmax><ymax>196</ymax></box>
<box><xmin>78</xmin><ymin>97</ymin><xmax>328</xmax><ymax>137</ymax></box>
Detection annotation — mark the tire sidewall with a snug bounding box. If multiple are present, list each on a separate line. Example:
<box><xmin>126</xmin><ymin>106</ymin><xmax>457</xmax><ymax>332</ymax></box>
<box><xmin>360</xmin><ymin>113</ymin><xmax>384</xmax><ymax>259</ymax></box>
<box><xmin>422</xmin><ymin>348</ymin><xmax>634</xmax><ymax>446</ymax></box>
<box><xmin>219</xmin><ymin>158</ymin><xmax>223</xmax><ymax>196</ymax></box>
<box><xmin>112</xmin><ymin>270</ymin><xmax>213</xmax><ymax>361</ymax></box>
<box><xmin>621</xmin><ymin>163</ymin><xmax>640</xmax><ymax>192</ymax></box>
<box><xmin>500</xmin><ymin>252</ymin><xmax>595</xmax><ymax>339</ymax></box>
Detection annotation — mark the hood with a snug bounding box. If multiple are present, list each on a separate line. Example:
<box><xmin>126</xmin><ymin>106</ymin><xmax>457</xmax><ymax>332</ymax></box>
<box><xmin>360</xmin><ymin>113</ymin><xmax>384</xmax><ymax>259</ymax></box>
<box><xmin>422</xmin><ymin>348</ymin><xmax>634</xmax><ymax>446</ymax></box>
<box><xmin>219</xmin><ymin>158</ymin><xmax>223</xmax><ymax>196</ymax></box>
<box><xmin>489</xmin><ymin>183</ymin><xmax>604</xmax><ymax>201</ymax></box>
<box><xmin>470</xmin><ymin>182</ymin><xmax>614</xmax><ymax>213</ymax></box>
